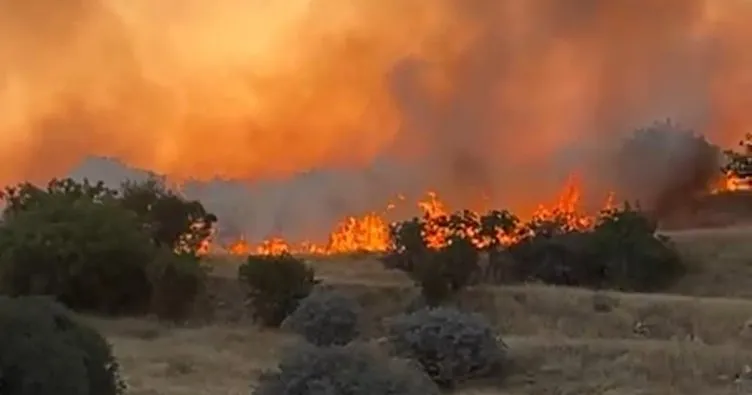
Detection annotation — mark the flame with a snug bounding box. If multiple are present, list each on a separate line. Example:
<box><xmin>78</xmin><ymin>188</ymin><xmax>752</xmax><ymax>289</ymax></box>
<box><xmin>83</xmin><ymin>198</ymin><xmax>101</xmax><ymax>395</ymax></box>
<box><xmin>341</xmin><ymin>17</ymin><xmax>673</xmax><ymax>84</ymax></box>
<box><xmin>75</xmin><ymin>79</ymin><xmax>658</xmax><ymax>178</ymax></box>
<box><xmin>207</xmin><ymin>173</ymin><xmax>615</xmax><ymax>256</ymax></box>
<box><xmin>711</xmin><ymin>171</ymin><xmax>751</xmax><ymax>193</ymax></box>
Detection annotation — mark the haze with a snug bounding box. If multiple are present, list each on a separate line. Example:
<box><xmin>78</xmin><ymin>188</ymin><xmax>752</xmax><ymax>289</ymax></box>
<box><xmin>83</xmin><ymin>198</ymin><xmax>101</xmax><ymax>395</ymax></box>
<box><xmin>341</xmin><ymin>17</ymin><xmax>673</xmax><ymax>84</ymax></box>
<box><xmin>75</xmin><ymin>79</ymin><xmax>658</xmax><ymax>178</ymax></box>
<box><xmin>2</xmin><ymin>0</ymin><xmax>751</xmax><ymax>241</ymax></box>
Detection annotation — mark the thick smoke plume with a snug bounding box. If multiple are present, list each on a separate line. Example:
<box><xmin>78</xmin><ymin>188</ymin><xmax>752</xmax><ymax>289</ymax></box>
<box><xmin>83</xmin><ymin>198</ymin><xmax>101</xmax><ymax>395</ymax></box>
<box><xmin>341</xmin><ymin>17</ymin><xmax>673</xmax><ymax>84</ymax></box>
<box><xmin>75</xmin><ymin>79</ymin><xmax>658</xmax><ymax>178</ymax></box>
<box><xmin>2</xmin><ymin>0</ymin><xmax>752</xmax><ymax>241</ymax></box>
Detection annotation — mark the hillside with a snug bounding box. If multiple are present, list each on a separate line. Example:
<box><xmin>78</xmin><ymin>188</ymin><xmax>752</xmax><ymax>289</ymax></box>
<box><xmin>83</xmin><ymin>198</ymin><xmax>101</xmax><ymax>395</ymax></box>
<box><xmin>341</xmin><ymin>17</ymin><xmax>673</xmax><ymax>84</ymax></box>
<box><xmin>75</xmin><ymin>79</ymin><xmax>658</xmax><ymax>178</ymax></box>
<box><xmin>85</xmin><ymin>226</ymin><xmax>752</xmax><ymax>395</ymax></box>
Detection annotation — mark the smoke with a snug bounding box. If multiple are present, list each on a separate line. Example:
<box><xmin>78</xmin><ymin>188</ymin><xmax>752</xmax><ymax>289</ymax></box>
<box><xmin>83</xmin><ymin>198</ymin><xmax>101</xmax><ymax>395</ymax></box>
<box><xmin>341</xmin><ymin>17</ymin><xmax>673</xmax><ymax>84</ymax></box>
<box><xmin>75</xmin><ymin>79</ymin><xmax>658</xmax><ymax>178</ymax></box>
<box><xmin>3</xmin><ymin>0</ymin><xmax>752</xmax><ymax>241</ymax></box>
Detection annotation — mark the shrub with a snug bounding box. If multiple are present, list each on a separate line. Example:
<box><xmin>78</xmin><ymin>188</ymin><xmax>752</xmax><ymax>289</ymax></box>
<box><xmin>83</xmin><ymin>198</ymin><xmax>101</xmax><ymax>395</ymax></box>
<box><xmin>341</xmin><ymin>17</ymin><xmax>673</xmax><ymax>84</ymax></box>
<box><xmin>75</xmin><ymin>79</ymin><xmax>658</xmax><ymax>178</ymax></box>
<box><xmin>386</xmin><ymin>307</ymin><xmax>507</xmax><ymax>388</ymax></box>
<box><xmin>591</xmin><ymin>204</ymin><xmax>685</xmax><ymax>291</ymax></box>
<box><xmin>238</xmin><ymin>253</ymin><xmax>318</xmax><ymax>327</ymax></box>
<box><xmin>507</xmin><ymin>204</ymin><xmax>686</xmax><ymax>292</ymax></box>
<box><xmin>413</xmin><ymin>236</ymin><xmax>480</xmax><ymax>306</ymax></box>
<box><xmin>0</xmin><ymin>296</ymin><xmax>126</xmax><ymax>395</ymax></box>
<box><xmin>282</xmin><ymin>289</ymin><xmax>362</xmax><ymax>346</ymax></box>
<box><xmin>119</xmin><ymin>177</ymin><xmax>217</xmax><ymax>257</ymax></box>
<box><xmin>147</xmin><ymin>249</ymin><xmax>210</xmax><ymax>322</ymax></box>
<box><xmin>254</xmin><ymin>342</ymin><xmax>439</xmax><ymax>395</ymax></box>
<box><xmin>0</xmin><ymin>195</ymin><xmax>156</xmax><ymax>315</ymax></box>
<box><xmin>507</xmin><ymin>230</ymin><xmax>604</xmax><ymax>287</ymax></box>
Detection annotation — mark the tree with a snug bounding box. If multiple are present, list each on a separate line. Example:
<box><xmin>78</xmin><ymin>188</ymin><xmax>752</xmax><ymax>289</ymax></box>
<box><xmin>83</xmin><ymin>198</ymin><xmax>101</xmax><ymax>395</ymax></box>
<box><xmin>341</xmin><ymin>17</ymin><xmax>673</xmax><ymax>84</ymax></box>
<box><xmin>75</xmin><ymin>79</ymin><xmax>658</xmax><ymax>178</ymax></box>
<box><xmin>119</xmin><ymin>177</ymin><xmax>217</xmax><ymax>256</ymax></box>
<box><xmin>723</xmin><ymin>132</ymin><xmax>752</xmax><ymax>179</ymax></box>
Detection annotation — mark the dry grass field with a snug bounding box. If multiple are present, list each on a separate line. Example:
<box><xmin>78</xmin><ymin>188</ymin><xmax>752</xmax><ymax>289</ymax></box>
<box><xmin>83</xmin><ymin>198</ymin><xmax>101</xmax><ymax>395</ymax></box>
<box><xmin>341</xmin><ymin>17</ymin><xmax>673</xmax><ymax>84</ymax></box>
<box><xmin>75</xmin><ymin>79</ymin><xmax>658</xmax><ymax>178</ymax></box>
<box><xmin>87</xmin><ymin>226</ymin><xmax>752</xmax><ymax>395</ymax></box>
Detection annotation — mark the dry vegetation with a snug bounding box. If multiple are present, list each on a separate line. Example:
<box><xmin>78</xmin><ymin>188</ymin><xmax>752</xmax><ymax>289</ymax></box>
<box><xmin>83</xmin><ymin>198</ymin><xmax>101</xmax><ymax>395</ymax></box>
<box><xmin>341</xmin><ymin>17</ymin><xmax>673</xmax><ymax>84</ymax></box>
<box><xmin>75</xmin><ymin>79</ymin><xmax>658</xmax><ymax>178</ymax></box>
<box><xmin>80</xmin><ymin>225</ymin><xmax>752</xmax><ymax>395</ymax></box>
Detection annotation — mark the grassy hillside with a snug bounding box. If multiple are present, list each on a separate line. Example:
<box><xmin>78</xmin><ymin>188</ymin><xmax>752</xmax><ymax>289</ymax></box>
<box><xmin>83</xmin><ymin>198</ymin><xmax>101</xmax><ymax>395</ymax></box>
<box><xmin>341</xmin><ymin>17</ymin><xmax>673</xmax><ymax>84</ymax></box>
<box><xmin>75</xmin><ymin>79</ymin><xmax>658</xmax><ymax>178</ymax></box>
<box><xmin>91</xmin><ymin>226</ymin><xmax>752</xmax><ymax>395</ymax></box>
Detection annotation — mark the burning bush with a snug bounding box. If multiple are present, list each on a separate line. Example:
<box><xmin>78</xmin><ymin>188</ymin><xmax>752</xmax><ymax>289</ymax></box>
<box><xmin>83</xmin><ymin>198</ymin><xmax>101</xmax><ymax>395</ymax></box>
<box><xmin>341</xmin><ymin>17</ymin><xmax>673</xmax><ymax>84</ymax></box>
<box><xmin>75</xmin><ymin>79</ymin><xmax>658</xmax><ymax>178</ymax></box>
<box><xmin>386</xmin><ymin>307</ymin><xmax>507</xmax><ymax>388</ymax></box>
<box><xmin>254</xmin><ymin>342</ymin><xmax>439</xmax><ymax>395</ymax></box>
<box><xmin>381</xmin><ymin>209</ymin><xmax>517</xmax><ymax>305</ymax></box>
<box><xmin>0</xmin><ymin>296</ymin><xmax>126</xmax><ymax>395</ymax></box>
<box><xmin>238</xmin><ymin>253</ymin><xmax>318</xmax><ymax>327</ymax></box>
<box><xmin>119</xmin><ymin>177</ymin><xmax>217</xmax><ymax>257</ymax></box>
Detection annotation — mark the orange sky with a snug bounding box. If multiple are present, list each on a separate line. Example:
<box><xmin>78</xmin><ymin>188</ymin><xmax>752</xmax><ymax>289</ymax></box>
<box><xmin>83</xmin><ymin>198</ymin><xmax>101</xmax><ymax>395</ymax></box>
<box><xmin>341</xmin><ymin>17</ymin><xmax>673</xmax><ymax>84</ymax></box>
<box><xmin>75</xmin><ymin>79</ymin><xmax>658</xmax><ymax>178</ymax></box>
<box><xmin>1</xmin><ymin>0</ymin><xmax>751</xmax><ymax>204</ymax></box>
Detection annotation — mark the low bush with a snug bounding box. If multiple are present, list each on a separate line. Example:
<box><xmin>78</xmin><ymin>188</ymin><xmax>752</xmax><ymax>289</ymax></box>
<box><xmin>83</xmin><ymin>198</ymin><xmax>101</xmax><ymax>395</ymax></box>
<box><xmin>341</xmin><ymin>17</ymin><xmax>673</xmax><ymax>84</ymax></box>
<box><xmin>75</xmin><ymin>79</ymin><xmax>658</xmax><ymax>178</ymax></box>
<box><xmin>282</xmin><ymin>289</ymin><xmax>362</xmax><ymax>346</ymax></box>
<box><xmin>238</xmin><ymin>253</ymin><xmax>318</xmax><ymax>327</ymax></box>
<box><xmin>386</xmin><ymin>307</ymin><xmax>507</xmax><ymax>388</ymax></box>
<box><xmin>0</xmin><ymin>296</ymin><xmax>126</xmax><ymax>395</ymax></box>
<box><xmin>592</xmin><ymin>205</ymin><xmax>685</xmax><ymax>291</ymax></box>
<box><xmin>147</xmin><ymin>249</ymin><xmax>210</xmax><ymax>322</ymax></box>
<box><xmin>413</xmin><ymin>236</ymin><xmax>480</xmax><ymax>306</ymax></box>
<box><xmin>0</xmin><ymin>195</ymin><xmax>155</xmax><ymax>315</ymax></box>
<box><xmin>254</xmin><ymin>342</ymin><xmax>439</xmax><ymax>395</ymax></box>
<box><xmin>507</xmin><ymin>204</ymin><xmax>686</xmax><ymax>291</ymax></box>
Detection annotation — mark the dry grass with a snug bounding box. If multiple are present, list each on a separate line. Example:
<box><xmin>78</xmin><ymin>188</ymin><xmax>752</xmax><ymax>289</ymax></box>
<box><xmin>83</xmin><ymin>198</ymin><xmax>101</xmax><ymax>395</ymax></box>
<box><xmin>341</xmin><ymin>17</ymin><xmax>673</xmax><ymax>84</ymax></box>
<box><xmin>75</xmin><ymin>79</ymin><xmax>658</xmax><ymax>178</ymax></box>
<box><xmin>89</xmin><ymin>226</ymin><xmax>752</xmax><ymax>395</ymax></box>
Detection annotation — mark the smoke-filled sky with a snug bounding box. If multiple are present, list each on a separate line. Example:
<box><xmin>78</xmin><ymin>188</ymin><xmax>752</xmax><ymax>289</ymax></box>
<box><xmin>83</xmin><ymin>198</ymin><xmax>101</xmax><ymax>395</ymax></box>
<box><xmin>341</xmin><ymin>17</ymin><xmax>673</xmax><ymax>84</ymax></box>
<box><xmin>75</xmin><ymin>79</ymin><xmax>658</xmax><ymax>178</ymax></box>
<box><xmin>3</xmin><ymin>0</ymin><xmax>752</xmax><ymax>240</ymax></box>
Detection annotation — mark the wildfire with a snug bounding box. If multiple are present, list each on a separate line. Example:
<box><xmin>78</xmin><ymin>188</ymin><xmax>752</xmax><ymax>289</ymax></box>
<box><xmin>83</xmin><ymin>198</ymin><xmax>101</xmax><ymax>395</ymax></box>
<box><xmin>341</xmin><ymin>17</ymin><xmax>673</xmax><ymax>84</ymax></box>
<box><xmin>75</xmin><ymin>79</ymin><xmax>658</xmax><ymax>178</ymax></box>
<box><xmin>713</xmin><ymin>172</ymin><xmax>751</xmax><ymax>193</ymax></box>
<box><xmin>203</xmin><ymin>173</ymin><xmax>615</xmax><ymax>256</ymax></box>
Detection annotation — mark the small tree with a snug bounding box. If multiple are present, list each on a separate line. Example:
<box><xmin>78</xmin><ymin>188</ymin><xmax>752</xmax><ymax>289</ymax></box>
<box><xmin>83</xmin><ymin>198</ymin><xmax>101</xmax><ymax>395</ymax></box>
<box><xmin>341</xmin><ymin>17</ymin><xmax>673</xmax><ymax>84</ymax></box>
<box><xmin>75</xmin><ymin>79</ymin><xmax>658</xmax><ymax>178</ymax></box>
<box><xmin>238</xmin><ymin>254</ymin><xmax>318</xmax><ymax>327</ymax></box>
<box><xmin>119</xmin><ymin>177</ymin><xmax>217</xmax><ymax>257</ymax></box>
<box><xmin>723</xmin><ymin>132</ymin><xmax>752</xmax><ymax>180</ymax></box>
<box><xmin>0</xmin><ymin>194</ymin><xmax>156</xmax><ymax>315</ymax></box>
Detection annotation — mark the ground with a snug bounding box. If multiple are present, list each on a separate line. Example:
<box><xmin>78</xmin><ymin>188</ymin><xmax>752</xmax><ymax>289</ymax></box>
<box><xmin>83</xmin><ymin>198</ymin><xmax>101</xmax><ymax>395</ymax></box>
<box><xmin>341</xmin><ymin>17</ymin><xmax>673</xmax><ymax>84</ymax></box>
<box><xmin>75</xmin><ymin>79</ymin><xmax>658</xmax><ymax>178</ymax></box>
<box><xmin>88</xmin><ymin>226</ymin><xmax>752</xmax><ymax>395</ymax></box>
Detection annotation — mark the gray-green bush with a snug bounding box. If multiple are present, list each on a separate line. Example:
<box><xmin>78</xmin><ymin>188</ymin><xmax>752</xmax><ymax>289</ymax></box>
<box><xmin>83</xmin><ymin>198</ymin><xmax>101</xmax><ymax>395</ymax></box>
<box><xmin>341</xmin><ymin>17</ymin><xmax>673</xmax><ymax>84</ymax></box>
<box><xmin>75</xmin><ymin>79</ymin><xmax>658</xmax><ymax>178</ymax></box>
<box><xmin>0</xmin><ymin>296</ymin><xmax>126</xmax><ymax>395</ymax></box>
<box><xmin>387</xmin><ymin>307</ymin><xmax>507</xmax><ymax>388</ymax></box>
<box><xmin>282</xmin><ymin>289</ymin><xmax>362</xmax><ymax>346</ymax></box>
<box><xmin>253</xmin><ymin>342</ymin><xmax>439</xmax><ymax>395</ymax></box>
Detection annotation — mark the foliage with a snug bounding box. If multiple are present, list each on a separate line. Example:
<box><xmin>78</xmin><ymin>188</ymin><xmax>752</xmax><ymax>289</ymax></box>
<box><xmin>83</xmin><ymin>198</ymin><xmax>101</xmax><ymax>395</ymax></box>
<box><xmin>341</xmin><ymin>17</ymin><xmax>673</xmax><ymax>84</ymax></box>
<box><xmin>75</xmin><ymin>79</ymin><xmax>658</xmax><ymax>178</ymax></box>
<box><xmin>238</xmin><ymin>253</ymin><xmax>318</xmax><ymax>327</ymax></box>
<box><xmin>0</xmin><ymin>194</ymin><xmax>155</xmax><ymax>315</ymax></box>
<box><xmin>282</xmin><ymin>289</ymin><xmax>362</xmax><ymax>346</ymax></box>
<box><xmin>254</xmin><ymin>342</ymin><xmax>439</xmax><ymax>395</ymax></box>
<box><xmin>414</xmin><ymin>236</ymin><xmax>480</xmax><ymax>306</ymax></box>
<box><xmin>147</xmin><ymin>249</ymin><xmax>210</xmax><ymax>322</ymax></box>
<box><xmin>723</xmin><ymin>132</ymin><xmax>752</xmax><ymax>179</ymax></box>
<box><xmin>0</xmin><ymin>178</ymin><xmax>118</xmax><ymax>218</ymax></box>
<box><xmin>1</xmin><ymin>177</ymin><xmax>217</xmax><ymax>258</ymax></box>
<box><xmin>613</xmin><ymin>119</ymin><xmax>722</xmax><ymax>217</ymax></box>
<box><xmin>119</xmin><ymin>177</ymin><xmax>217</xmax><ymax>257</ymax></box>
<box><xmin>0</xmin><ymin>296</ymin><xmax>126</xmax><ymax>395</ymax></box>
<box><xmin>507</xmin><ymin>203</ymin><xmax>685</xmax><ymax>291</ymax></box>
<box><xmin>507</xmin><ymin>230</ymin><xmax>604</xmax><ymax>287</ymax></box>
<box><xmin>387</xmin><ymin>307</ymin><xmax>507</xmax><ymax>388</ymax></box>
<box><xmin>381</xmin><ymin>210</ymin><xmax>516</xmax><ymax>305</ymax></box>
<box><xmin>591</xmin><ymin>204</ymin><xmax>685</xmax><ymax>291</ymax></box>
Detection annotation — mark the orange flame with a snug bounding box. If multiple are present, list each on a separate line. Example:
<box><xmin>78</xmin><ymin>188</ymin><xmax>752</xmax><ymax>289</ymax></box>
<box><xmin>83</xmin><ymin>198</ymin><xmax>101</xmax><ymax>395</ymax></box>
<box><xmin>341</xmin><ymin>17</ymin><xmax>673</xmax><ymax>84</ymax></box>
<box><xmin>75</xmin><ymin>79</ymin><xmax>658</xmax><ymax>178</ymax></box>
<box><xmin>205</xmin><ymin>172</ymin><xmax>617</xmax><ymax>256</ymax></box>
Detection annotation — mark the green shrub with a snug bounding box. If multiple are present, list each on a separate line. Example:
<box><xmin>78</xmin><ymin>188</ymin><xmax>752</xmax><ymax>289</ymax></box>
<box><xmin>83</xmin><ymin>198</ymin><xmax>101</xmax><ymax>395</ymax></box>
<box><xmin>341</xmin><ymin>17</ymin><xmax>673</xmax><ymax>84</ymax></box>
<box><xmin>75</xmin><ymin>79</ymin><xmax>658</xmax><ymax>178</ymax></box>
<box><xmin>412</xmin><ymin>236</ymin><xmax>480</xmax><ymax>306</ymax></box>
<box><xmin>0</xmin><ymin>296</ymin><xmax>126</xmax><ymax>395</ymax></box>
<box><xmin>147</xmin><ymin>249</ymin><xmax>209</xmax><ymax>322</ymax></box>
<box><xmin>507</xmin><ymin>230</ymin><xmax>604</xmax><ymax>287</ymax></box>
<box><xmin>507</xmin><ymin>204</ymin><xmax>685</xmax><ymax>292</ymax></box>
<box><xmin>238</xmin><ymin>253</ymin><xmax>318</xmax><ymax>327</ymax></box>
<box><xmin>282</xmin><ymin>289</ymin><xmax>362</xmax><ymax>346</ymax></box>
<box><xmin>0</xmin><ymin>195</ymin><xmax>155</xmax><ymax>315</ymax></box>
<box><xmin>387</xmin><ymin>307</ymin><xmax>507</xmax><ymax>388</ymax></box>
<box><xmin>119</xmin><ymin>177</ymin><xmax>216</xmax><ymax>257</ymax></box>
<box><xmin>254</xmin><ymin>342</ymin><xmax>439</xmax><ymax>395</ymax></box>
<box><xmin>591</xmin><ymin>205</ymin><xmax>685</xmax><ymax>291</ymax></box>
